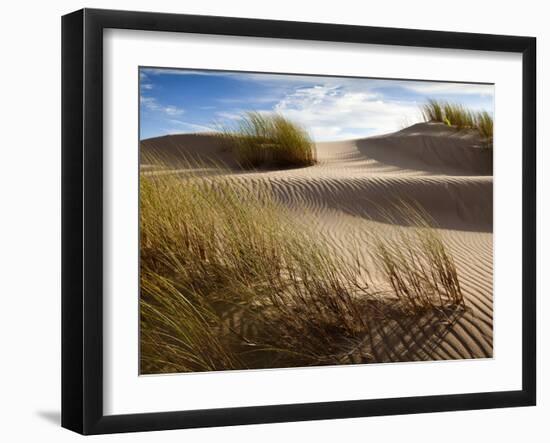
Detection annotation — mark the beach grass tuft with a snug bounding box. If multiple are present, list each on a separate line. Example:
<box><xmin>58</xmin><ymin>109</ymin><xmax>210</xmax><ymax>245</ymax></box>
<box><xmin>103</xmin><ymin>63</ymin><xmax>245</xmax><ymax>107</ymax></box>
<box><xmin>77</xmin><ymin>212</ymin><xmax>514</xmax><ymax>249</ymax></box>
<box><xmin>220</xmin><ymin>112</ymin><xmax>316</xmax><ymax>169</ymax></box>
<box><xmin>369</xmin><ymin>202</ymin><xmax>464</xmax><ymax>316</ymax></box>
<box><xmin>422</xmin><ymin>99</ymin><xmax>493</xmax><ymax>148</ymax></box>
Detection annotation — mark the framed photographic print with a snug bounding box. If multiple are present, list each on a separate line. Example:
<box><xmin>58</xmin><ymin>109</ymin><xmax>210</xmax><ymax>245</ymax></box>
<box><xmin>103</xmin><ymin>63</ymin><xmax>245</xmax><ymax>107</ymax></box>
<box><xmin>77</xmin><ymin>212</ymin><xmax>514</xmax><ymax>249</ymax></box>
<box><xmin>61</xmin><ymin>8</ymin><xmax>536</xmax><ymax>435</ymax></box>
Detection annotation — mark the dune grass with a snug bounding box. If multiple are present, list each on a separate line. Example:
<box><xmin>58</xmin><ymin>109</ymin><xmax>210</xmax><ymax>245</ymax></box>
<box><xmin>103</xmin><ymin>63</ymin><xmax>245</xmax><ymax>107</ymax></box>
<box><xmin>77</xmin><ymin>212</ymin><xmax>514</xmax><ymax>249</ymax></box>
<box><xmin>475</xmin><ymin>110</ymin><xmax>494</xmax><ymax>146</ymax></box>
<box><xmin>422</xmin><ymin>99</ymin><xmax>493</xmax><ymax>148</ymax></box>
<box><xmin>140</xmin><ymin>162</ymin><xmax>464</xmax><ymax>373</ymax></box>
<box><xmin>369</xmin><ymin>203</ymin><xmax>464</xmax><ymax>316</ymax></box>
<box><xmin>140</xmin><ymin>167</ymin><xmax>371</xmax><ymax>372</ymax></box>
<box><xmin>422</xmin><ymin>99</ymin><xmax>444</xmax><ymax>123</ymax></box>
<box><xmin>220</xmin><ymin>112</ymin><xmax>316</xmax><ymax>169</ymax></box>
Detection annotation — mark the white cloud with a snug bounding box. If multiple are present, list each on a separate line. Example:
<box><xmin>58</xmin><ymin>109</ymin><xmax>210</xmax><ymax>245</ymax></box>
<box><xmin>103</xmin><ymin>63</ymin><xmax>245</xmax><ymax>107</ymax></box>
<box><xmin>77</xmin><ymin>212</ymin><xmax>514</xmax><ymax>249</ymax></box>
<box><xmin>399</xmin><ymin>81</ymin><xmax>494</xmax><ymax>96</ymax></box>
<box><xmin>140</xmin><ymin>96</ymin><xmax>157</xmax><ymax>109</ymax></box>
<box><xmin>273</xmin><ymin>85</ymin><xmax>422</xmax><ymax>141</ymax></box>
<box><xmin>166</xmin><ymin>119</ymin><xmax>216</xmax><ymax>133</ymax></box>
<box><xmin>140</xmin><ymin>96</ymin><xmax>184</xmax><ymax>116</ymax></box>
<box><xmin>217</xmin><ymin>96</ymin><xmax>279</xmax><ymax>105</ymax></box>
<box><xmin>163</xmin><ymin>105</ymin><xmax>184</xmax><ymax>116</ymax></box>
<box><xmin>215</xmin><ymin>111</ymin><xmax>243</xmax><ymax>121</ymax></box>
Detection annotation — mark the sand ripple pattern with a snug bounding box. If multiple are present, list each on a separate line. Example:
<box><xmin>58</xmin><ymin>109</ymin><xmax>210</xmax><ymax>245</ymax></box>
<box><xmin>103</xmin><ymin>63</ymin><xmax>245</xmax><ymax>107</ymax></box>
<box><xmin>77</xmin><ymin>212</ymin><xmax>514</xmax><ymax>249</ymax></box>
<box><xmin>141</xmin><ymin>122</ymin><xmax>493</xmax><ymax>362</ymax></box>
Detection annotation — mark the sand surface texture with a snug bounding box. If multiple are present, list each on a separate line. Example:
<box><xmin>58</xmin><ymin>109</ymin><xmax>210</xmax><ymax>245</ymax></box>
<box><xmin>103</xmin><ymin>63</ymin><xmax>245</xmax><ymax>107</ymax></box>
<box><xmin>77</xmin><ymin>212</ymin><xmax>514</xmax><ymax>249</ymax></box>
<box><xmin>141</xmin><ymin>122</ymin><xmax>493</xmax><ymax>363</ymax></box>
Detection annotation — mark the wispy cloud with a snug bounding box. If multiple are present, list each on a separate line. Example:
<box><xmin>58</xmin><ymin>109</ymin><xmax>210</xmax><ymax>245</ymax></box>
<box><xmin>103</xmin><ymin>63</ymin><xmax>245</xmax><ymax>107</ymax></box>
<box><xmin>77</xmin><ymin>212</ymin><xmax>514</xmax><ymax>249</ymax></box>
<box><xmin>140</xmin><ymin>96</ymin><xmax>184</xmax><ymax>116</ymax></box>
<box><xmin>215</xmin><ymin>111</ymin><xmax>245</xmax><ymax>121</ymax></box>
<box><xmin>398</xmin><ymin>81</ymin><xmax>494</xmax><ymax>96</ymax></box>
<box><xmin>217</xmin><ymin>96</ymin><xmax>279</xmax><ymax>105</ymax></box>
<box><xmin>164</xmin><ymin>119</ymin><xmax>216</xmax><ymax>134</ymax></box>
<box><xmin>163</xmin><ymin>106</ymin><xmax>185</xmax><ymax>116</ymax></box>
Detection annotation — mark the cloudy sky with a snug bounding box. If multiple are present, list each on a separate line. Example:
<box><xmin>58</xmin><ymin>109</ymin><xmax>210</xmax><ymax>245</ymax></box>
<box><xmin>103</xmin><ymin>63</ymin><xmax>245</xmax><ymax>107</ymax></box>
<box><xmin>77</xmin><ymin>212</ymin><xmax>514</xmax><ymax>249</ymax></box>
<box><xmin>139</xmin><ymin>68</ymin><xmax>494</xmax><ymax>142</ymax></box>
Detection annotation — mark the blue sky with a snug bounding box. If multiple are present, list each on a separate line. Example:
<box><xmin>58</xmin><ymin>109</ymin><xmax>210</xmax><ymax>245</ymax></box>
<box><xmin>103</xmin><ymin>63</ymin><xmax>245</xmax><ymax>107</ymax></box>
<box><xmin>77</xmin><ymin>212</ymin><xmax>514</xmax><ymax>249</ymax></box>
<box><xmin>139</xmin><ymin>68</ymin><xmax>494</xmax><ymax>142</ymax></box>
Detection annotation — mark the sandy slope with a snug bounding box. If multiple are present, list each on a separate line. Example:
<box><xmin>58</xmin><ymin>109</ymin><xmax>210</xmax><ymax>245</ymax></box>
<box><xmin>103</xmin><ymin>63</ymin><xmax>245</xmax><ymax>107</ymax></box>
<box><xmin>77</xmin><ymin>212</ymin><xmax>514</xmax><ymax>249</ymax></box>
<box><xmin>141</xmin><ymin>122</ymin><xmax>493</xmax><ymax>362</ymax></box>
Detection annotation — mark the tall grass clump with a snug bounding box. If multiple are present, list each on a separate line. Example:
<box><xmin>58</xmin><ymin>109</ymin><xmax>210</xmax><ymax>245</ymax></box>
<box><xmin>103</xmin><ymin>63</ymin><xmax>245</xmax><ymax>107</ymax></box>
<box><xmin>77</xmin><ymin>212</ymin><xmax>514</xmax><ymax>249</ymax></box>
<box><xmin>442</xmin><ymin>102</ymin><xmax>475</xmax><ymax>129</ymax></box>
<box><xmin>221</xmin><ymin>112</ymin><xmax>316</xmax><ymax>169</ymax></box>
<box><xmin>475</xmin><ymin>110</ymin><xmax>493</xmax><ymax>148</ymax></box>
<box><xmin>140</xmin><ymin>160</ymin><xmax>465</xmax><ymax>372</ymax></box>
<box><xmin>421</xmin><ymin>99</ymin><xmax>444</xmax><ymax>123</ymax></box>
<box><xmin>140</xmin><ymin>163</ymin><xmax>371</xmax><ymax>372</ymax></box>
<box><xmin>422</xmin><ymin>99</ymin><xmax>493</xmax><ymax>148</ymax></box>
<box><xmin>370</xmin><ymin>203</ymin><xmax>464</xmax><ymax>316</ymax></box>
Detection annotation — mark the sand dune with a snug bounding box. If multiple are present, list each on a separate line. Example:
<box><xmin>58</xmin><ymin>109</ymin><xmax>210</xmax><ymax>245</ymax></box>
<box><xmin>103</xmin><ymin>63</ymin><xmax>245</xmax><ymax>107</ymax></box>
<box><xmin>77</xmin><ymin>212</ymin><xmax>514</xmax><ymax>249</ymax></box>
<box><xmin>141</xmin><ymin>133</ymin><xmax>240</xmax><ymax>168</ymax></box>
<box><xmin>141</xmin><ymin>121</ymin><xmax>493</xmax><ymax>362</ymax></box>
<box><xmin>355</xmin><ymin>122</ymin><xmax>493</xmax><ymax>175</ymax></box>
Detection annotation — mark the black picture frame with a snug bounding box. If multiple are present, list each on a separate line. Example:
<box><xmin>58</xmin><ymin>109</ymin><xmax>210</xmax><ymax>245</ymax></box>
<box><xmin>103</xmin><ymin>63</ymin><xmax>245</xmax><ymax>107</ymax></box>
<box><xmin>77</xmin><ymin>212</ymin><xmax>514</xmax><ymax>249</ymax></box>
<box><xmin>61</xmin><ymin>8</ymin><xmax>536</xmax><ymax>435</ymax></box>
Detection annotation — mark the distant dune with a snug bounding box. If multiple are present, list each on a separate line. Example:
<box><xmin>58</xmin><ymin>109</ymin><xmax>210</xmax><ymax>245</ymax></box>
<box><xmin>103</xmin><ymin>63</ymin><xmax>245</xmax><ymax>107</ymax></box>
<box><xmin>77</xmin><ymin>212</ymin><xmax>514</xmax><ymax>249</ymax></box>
<box><xmin>357</xmin><ymin>122</ymin><xmax>492</xmax><ymax>175</ymax></box>
<box><xmin>141</xmin><ymin>132</ymin><xmax>240</xmax><ymax>169</ymax></box>
<box><xmin>140</xmin><ymin>122</ymin><xmax>493</xmax><ymax>362</ymax></box>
